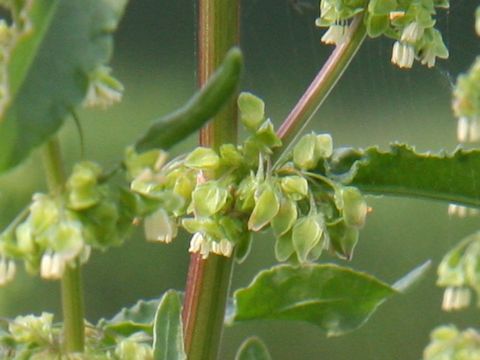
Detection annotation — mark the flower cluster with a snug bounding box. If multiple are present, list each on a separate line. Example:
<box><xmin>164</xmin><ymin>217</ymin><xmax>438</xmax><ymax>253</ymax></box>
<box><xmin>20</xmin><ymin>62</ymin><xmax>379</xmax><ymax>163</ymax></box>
<box><xmin>424</xmin><ymin>325</ymin><xmax>480</xmax><ymax>360</ymax></box>
<box><xmin>437</xmin><ymin>232</ymin><xmax>480</xmax><ymax>311</ymax></box>
<box><xmin>83</xmin><ymin>66</ymin><xmax>124</xmax><ymax>109</ymax></box>
<box><xmin>0</xmin><ymin>312</ymin><xmax>154</xmax><ymax>359</ymax></box>
<box><xmin>315</xmin><ymin>0</ymin><xmax>449</xmax><ymax>69</ymax></box>
<box><xmin>0</xmin><ymin>1</ymin><xmax>35</xmax><ymax>118</ymax></box>
<box><xmin>0</xmin><ymin>161</ymin><xmax>131</xmax><ymax>285</ymax></box>
<box><xmin>128</xmin><ymin>92</ymin><xmax>368</xmax><ymax>264</ymax></box>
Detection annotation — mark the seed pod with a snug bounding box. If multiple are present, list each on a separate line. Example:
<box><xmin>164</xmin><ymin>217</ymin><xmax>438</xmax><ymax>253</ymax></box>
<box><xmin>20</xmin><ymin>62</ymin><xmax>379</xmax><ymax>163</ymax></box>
<box><xmin>135</xmin><ymin>47</ymin><xmax>243</xmax><ymax>152</ymax></box>
<box><xmin>271</xmin><ymin>198</ymin><xmax>297</xmax><ymax>236</ymax></box>
<box><xmin>341</xmin><ymin>186</ymin><xmax>367</xmax><ymax>228</ymax></box>
<box><xmin>292</xmin><ymin>215</ymin><xmax>324</xmax><ymax>263</ymax></box>
<box><xmin>280</xmin><ymin>176</ymin><xmax>308</xmax><ymax>200</ymax></box>
<box><xmin>274</xmin><ymin>232</ymin><xmax>295</xmax><ymax>262</ymax></box>
<box><xmin>185</xmin><ymin>147</ymin><xmax>220</xmax><ymax>170</ymax></box>
<box><xmin>327</xmin><ymin>220</ymin><xmax>359</xmax><ymax>260</ymax></box>
<box><xmin>238</xmin><ymin>92</ymin><xmax>265</xmax><ymax>131</ymax></box>
<box><xmin>192</xmin><ymin>182</ymin><xmax>229</xmax><ymax>217</ymax></box>
<box><xmin>248</xmin><ymin>183</ymin><xmax>280</xmax><ymax>231</ymax></box>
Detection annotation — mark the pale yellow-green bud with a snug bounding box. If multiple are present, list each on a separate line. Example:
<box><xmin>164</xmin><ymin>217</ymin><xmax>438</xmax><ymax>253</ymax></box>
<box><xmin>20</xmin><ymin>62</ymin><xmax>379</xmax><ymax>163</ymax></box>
<box><xmin>293</xmin><ymin>133</ymin><xmax>320</xmax><ymax>170</ymax></box>
<box><xmin>248</xmin><ymin>183</ymin><xmax>280</xmax><ymax>231</ymax></box>
<box><xmin>271</xmin><ymin>198</ymin><xmax>298</xmax><ymax>236</ymax></box>
<box><xmin>274</xmin><ymin>232</ymin><xmax>294</xmax><ymax>262</ymax></box>
<box><xmin>192</xmin><ymin>182</ymin><xmax>229</xmax><ymax>217</ymax></box>
<box><xmin>292</xmin><ymin>215</ymin><xmax>324</xmax><ymax>263</ymax></box>
<box><xmin>238</xmin><ymin>92</ymin><xmax>265</xmax><ymax>131</ymax></box>
<box><xmin>341</xmin><ymin>187</ymin><xmax>367</xmax><ymax>228</ymax></box>
<box><xmin>280</xmin><ymin>176</ymin><xmax>308</xmax><ymax>200</ymax></box>
<box><xmin>185</xmin><ymin>147</ymin><xmax>220</xmax><ymax>170</ymax></box>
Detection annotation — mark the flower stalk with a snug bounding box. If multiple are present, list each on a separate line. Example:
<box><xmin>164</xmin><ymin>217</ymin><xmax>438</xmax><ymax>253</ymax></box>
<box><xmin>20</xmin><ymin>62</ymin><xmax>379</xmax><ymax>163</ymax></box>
<box><xmin>274</xmin><ymin>14</ymin><xmax>366</xmax><ymax>163</ymax></box>
<box><xmin>42</xmin><ymin>137</ymin><xmax>85</xmax><ymax>353</ymax></box>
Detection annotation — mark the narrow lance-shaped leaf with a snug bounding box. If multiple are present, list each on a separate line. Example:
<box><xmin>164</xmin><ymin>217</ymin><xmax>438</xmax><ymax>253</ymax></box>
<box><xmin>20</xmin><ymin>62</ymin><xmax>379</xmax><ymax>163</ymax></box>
<box><xmin>231</xmin><ymin>264</ymin><xmax>399</xmax><ymax>336</ymax></box>
<box><xmin>326</xmin><ymin>144</ymin><xmax>480</xmax><ymax>207</ymax></box>
<box><xmin>0</xmin><ymin>0</ymin><xmax>128</xmax><ymax>172</ymax></box>
<box><xmin>135</xmin><ymin>47</ymin><xmax>243</xmax><ymax>152</ymax></box>
<box><xmin>235</xmin><ymin>336</ymin><xmax>272</xmax><ymax>360</ymax></box>
<box><xmin>153</xmin><ymin>290</ymin><xmax>186</xmax><ymax>360</ymax></box>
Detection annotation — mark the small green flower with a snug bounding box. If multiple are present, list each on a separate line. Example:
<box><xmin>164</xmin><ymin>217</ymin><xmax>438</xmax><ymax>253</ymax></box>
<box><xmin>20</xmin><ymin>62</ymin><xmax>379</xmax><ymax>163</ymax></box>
<box><xmin>144</xmin><ymin>209</ymin><xmax>177</xmax><ymax>243</ymax></box>
<box><xmin>292</xmin><ymin>215</ymin><xmax>324</xmax><ymax>263</ymax></box>
<box><xmin>185</xmin><ymin>147</ymin><xmax>220</xmax><ymax>170</ymax></box>
<box><xmin>280</xmin><ymin>176</ymin><xmax>308</xmax><ymax>200</ymax></box>
<box><xmin>271</xmin><ymin>198</ymin><xmax>298</xmax><ymax>236</ymax></box>
<box><xmin>248</xmin><ymin>183</ymin><xmax>280</xmax><ymax>231</ymax></box>
<box><xmin>340</xmin><ymin>187</ymin><xmax>367</xmax><ymax>228</ymax></box>
<box><xmin>238</xmin><ymin>92</ymin><xmax>265</xmax><ymax>131</ymax></box>
<box><xmin>192</xmin><ymin>181</ymin><xmax>229</xmax><ymax>217</ymax></box>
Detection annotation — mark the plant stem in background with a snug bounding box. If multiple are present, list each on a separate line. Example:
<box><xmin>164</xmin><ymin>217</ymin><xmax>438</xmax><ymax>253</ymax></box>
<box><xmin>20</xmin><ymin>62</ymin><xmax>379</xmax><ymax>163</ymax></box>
<box><xmin>182</xmin><ymin>0</ymin><xmax>239</xmax><ymax>359</ymax></box>
<box><xmin>274</xmin><ymin>14</ymin><xmax>367</xmax><ymax>163</ymax></box>
<box><xmin>42</xmin><ymin>137</ymin><xmax>85</xmax><ymax>353</ymax></box>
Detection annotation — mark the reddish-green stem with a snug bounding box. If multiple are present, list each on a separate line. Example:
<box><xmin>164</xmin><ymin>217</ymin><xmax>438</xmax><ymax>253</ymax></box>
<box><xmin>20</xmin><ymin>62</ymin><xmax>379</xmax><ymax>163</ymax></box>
<box><xmin>274</xmin><ymin>14</ymin><xmax>367</xmax><ymax>155</ymax></box>
<box><xmin>182</xmin><ymin>1</ymin><xmax>240</xmax><ymax>359</ymax></box>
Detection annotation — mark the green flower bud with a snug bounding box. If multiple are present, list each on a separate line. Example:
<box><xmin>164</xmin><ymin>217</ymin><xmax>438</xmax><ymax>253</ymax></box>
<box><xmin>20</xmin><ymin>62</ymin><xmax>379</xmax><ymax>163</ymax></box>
<box><xmin>9</xmin><ymin>313</ymin><xmax>53</xmax><ymax>344</ymax></box>
<box><xmin>316</xmin><ymin>134</ymin><xmax>333</xmax><ymax>158</ymax></box>
<box><xmin>115</xmin><ymin>338</ymin><xmax>153</xmax><ymax>360</ymax></box>
<box><xmin>292</xmin><ymin>215</ymin><xmax>324</xmax><ymax>263</ymax></box>
<box><xmin>238</xmin><ymin>92</ymin><xmax>265</xmax><ymax>131</ymax></box>
<box><xmin>192</xmin><ymin>182</ymin><xmax>229</xmax><ymax>217</ymax></box>
<box><xmin>235</xmin><ymin>174</ymin><xmax>257</xmax><ymax>212</ymax></box>
<box><xmin>220</xmin><ymin>144</ymin><xmax>244</xmax><ymax>167</ymax></box>
<box><xmin>15</xmin><ymin>221</ymin><xmax>35</xmax><ymax>255</ymax></box>
<box><xmin>144</xmin><ymin>209</ymin><xmax>177</xmax><ymax>243</ymax></box>
<box><xmin>255</xmin><ymin>119</ymin><xmax>282</xmax><ymax>151</ymax></box>
<box><xmin>82</xmin><ymin>200</ymin><xmax>121</xmax><ymax>248</ymax></box>
<box><xmin>124</xmin><ymin>146</ymin><xmax>167</xmax><ymax>179</ymax></box>
<box><xmin>437</xmin><ymin>235</ymin><xmax>472</xmax><ymax>288</ymax></box>
<box><xmin>29</xmin><ymin>194</ymin><xmax>59</xmax><ymax>234</ymax></box>
<box><xmin>173</xmin><ymin>174</ymin><xmax>195</xmax><ymax>202</ymax></box>
<box><xmin>280</xmin><ymin>176</ymin><xmax>308</xmax><ymax>200</ymax></box>
<box><xmin>341</xmin><ymin>187</ymin><xmax>367</xmax><ymax>228</ymax></box>
<box><xmin>83</xmin><ymin>65</ymin><xmax>124</xmax><ymax>109</ymax></box>
<box><xmin>271</xmin><ymin>198</ymin><xmax>298</xmax><ymax>236</ymax></box>
<box><xmin>182</xmin><ymin>218</ymin><xmax>224</xmax><ymax>240</ymax></box>
<box><xmin>185</xmin><ymin>147</ymin><xmax>220</xmax><ymax>170</ymax></box>
<box><xmin>293</xmin><ymin>133</ymin><xmax>320</xmax><ymax>170</ymax></box>
<box><xmin>248</xmin><ymin>183</ymin><xmax>280</xmax><ymax>231</ymax></box>
<box><xmin>66</xmin><ymin>161</ymin><xmax>102</xmax><ymax>210</ymax></box>
<box><xmin>327</xmin><ymin>220</ymin><xmax>359</xmax><ymax>260</ymax></box>
<box><xmin>274</xmin><ymin>232</ymin><xmax>294</xmax><ymax>262</ymax></box>
<box><xmin>49</xmin><ymin>220</ymin><xmax>84</xmax><ymax>259</ymax></box>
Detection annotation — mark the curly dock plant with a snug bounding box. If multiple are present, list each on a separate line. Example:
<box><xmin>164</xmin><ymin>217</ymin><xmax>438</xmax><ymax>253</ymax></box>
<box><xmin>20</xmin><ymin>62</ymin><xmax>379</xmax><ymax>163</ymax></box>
<box><xmin>0</xmin><ymin>0</ymin><xmax>479</xmax><ymax>359</ymax></box>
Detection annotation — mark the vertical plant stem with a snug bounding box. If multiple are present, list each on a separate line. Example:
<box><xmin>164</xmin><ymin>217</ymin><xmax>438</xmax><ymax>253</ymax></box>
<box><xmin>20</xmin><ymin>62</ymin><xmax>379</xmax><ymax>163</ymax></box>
<box><xmin>182</xmin><ymin>1</ymin><xmax>239</xmax><ymax>359</ymax></box>
<box><xmin>42</xmin><ymin>137</ymin><xmax>85</xmax><ymax>353</ymax></box>
<box><xmin>274</xmin><ymin>15</ymin><xmax>367</xmax><ymax>162</ymax></box>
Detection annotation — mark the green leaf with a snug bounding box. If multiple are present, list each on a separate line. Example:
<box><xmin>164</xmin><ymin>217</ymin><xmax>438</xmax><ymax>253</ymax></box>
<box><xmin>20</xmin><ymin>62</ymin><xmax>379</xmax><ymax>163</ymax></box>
<box><xmin>135</xmin><ymin>47</ymin><xmax>243</xmax><ymax>152</ymax></box>
<box><xmin>98</xmin><ymin>298</ymin><xmax>160</xmax><ymax>337</ymax></box>
<box><xmin>231</xmin><ymin>264</ymin><xmax>396</xmax><ymax>336</ymax></box>
<box><xmin>0</xmin><ymin>0</ymin><xmax>128</xmax><ymax>172</ymax></box>
<box><xmin>235</xmin><ymin>336</ymin><xmax>272</xmax><ymax>360</ymax></box>
<box><xmin>153</xmin><ymin>290</ymin><xmax>186</xmax><ymax>360</ymax></box>
<box><xmin>327</xmin><ymin>144</ymin><xmax>480</xmax><ymax>207</ymax></box>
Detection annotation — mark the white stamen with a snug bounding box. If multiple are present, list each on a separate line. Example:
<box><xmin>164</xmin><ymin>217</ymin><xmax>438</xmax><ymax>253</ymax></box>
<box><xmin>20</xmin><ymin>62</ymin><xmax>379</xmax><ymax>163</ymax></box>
<box><xmin>401</xmin><ymin>22</ymin><xmax>424</xmax><ymax>43</ymax></box>
<box><xmin>321</xmin><ymin>22</ymin><xmax>348</xmax><ymax>46</ymax></box>
<box><xmin>442</xmin><ymin>287</ymin><xmax>471</xmax><ymax>311</ymax></box>
<box><xmin>391</xmin><ymin>41</ymin><xmax>414</xmax><ymax>69</ymax></box>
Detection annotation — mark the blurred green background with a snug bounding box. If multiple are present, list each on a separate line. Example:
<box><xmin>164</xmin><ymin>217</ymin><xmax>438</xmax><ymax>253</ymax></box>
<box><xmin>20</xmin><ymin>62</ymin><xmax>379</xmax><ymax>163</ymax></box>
<box><xmin>1</xmin><ymin>0</ymin><xmax>479</xmax><ymax>359</ymax></box>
